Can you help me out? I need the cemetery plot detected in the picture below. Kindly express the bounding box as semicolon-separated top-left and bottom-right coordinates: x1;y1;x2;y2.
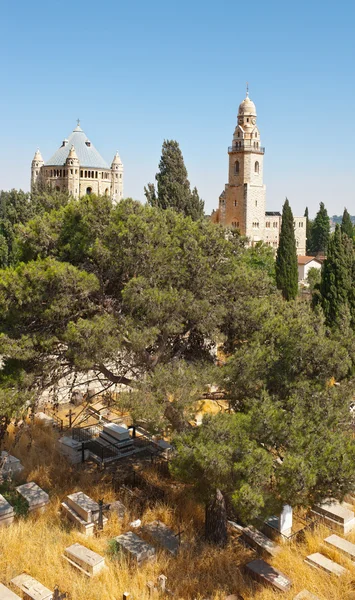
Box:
57;437;88;465
311;499;355;534
111;531;156;566
142;520;180;555
265;505;293;537
0;452;24;477
61;491;107;536
0;494;15;527
245;559;292;592
324;533;355;560
0;583;21;600
293;591;320;600
11;574;52;600
241;525;281;558
304;552;348;576
63;543;105;576
16;483;49;513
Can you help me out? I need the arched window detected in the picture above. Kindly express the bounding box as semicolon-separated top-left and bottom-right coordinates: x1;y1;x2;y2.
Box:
255;132;258;138
235;160;239;174
86;187;92;195
237;131;240;138
105;188;109;196
255;161;259;173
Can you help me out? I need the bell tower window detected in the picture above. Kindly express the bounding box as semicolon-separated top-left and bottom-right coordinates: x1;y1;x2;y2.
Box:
255;161;259;173
235;160;239;174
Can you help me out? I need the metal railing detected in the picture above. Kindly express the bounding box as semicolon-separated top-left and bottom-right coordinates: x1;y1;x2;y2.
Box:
228;145;265;154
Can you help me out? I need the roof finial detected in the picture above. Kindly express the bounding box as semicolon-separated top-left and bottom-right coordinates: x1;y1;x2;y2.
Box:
246;82;249;98
77;118;80;126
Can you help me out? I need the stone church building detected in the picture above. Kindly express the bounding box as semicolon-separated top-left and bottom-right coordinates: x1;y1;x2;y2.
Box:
31;122;123;202
212;91;306;254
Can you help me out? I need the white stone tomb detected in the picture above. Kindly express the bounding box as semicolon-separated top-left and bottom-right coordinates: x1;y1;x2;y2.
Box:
16;483;49;513
63;543;105;576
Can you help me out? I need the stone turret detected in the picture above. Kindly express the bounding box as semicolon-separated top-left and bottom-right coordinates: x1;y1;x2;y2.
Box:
111;151;123;203
66;145;80;198
31;149;44;189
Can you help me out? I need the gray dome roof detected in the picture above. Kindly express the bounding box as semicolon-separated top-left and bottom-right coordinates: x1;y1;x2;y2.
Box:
45;124;110;169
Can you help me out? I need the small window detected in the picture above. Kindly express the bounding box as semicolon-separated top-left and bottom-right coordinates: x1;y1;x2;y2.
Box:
247;118;249;122
80;170;83;177
86;187;92;195
55;186;60;192
235;160;239;174
234;200;237;207
255;161;259;173
255;132;258;138
70;169;73;175
92;171;94;178
96;172;98;178
237;131;240;138
50;170;53;177
105;188;109;196
85;170;87;177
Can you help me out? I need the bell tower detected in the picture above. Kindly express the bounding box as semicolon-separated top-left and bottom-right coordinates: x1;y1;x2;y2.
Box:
218;88;266;243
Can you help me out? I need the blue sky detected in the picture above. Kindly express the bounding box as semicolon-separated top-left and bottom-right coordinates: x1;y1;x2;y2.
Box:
0;0;354;217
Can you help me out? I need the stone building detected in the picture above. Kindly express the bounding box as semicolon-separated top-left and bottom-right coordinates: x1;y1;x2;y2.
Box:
212;91;306;255
31;122;123;202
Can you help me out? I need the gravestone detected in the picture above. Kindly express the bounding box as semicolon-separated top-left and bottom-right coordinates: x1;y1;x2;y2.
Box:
0;452;24;477
11;574;52;600
109;500;126;520
112;531;156;565
16;483;49;513
245;559;292;592
311;499;355;534
63;543;105;576
57;437;88;465
34;413;55;427
142;520;179;555
241;525;281;557
304;552;348;576
0;583;21;600
266;504;292;537
293;591;320;600
324;533;355;560
0;494;15;527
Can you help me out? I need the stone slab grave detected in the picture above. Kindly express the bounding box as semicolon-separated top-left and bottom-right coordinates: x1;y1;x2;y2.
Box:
241;525;281;558
0;583;21;600
34;412;55;427
99;423;133;448
142;520;180;555
311;498;355;534
112;531;156;566
11;574;52;600
324;533;355;560
0;494;15;527
63;543;105;576
293;591;320;600
0;452;24;477
16;483;49;513
61;491;107;535
304;552;348;576
265;504;293;537
57;436;89;465
245;559;292;592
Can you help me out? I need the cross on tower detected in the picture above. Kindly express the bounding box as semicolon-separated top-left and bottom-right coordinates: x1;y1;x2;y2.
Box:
246;81;249;97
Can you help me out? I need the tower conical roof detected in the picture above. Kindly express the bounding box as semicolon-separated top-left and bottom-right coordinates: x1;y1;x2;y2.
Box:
238;96;257;117
33;149;44;162
111;151;122;165
46;123;109;169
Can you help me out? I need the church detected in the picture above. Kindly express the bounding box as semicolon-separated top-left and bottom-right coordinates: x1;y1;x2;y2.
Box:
212;91;306;254
31;122;123;203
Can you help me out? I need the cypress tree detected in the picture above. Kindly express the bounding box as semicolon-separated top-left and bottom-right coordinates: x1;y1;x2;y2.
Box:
311;202;330;255
304;206;313;255
144;140;204;220
276;198;298;300
341;207;354;239
319;225;353;326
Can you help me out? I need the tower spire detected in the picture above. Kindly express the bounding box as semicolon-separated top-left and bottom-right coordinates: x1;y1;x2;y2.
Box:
246;82;249;98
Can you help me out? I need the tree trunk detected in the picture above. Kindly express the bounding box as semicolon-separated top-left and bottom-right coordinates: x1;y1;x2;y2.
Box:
205;488;227;547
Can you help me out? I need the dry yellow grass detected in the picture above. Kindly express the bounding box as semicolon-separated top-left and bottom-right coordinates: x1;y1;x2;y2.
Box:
1;424;355;599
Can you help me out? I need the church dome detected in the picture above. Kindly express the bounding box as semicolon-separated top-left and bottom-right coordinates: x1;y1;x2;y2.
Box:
238;96;257;117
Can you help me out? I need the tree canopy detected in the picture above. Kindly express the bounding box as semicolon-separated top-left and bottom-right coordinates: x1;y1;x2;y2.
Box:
144;140;204;220
275;198;298;300
310;202;330;255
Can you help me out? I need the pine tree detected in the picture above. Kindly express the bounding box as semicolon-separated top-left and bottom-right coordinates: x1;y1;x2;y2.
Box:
144;140;204;220
311;202;330;255
304;206;313;255
319;225;353;326
341;207;354;239
275;198;298;300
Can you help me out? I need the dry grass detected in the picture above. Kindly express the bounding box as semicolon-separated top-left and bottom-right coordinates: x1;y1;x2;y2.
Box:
1;425;355;599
